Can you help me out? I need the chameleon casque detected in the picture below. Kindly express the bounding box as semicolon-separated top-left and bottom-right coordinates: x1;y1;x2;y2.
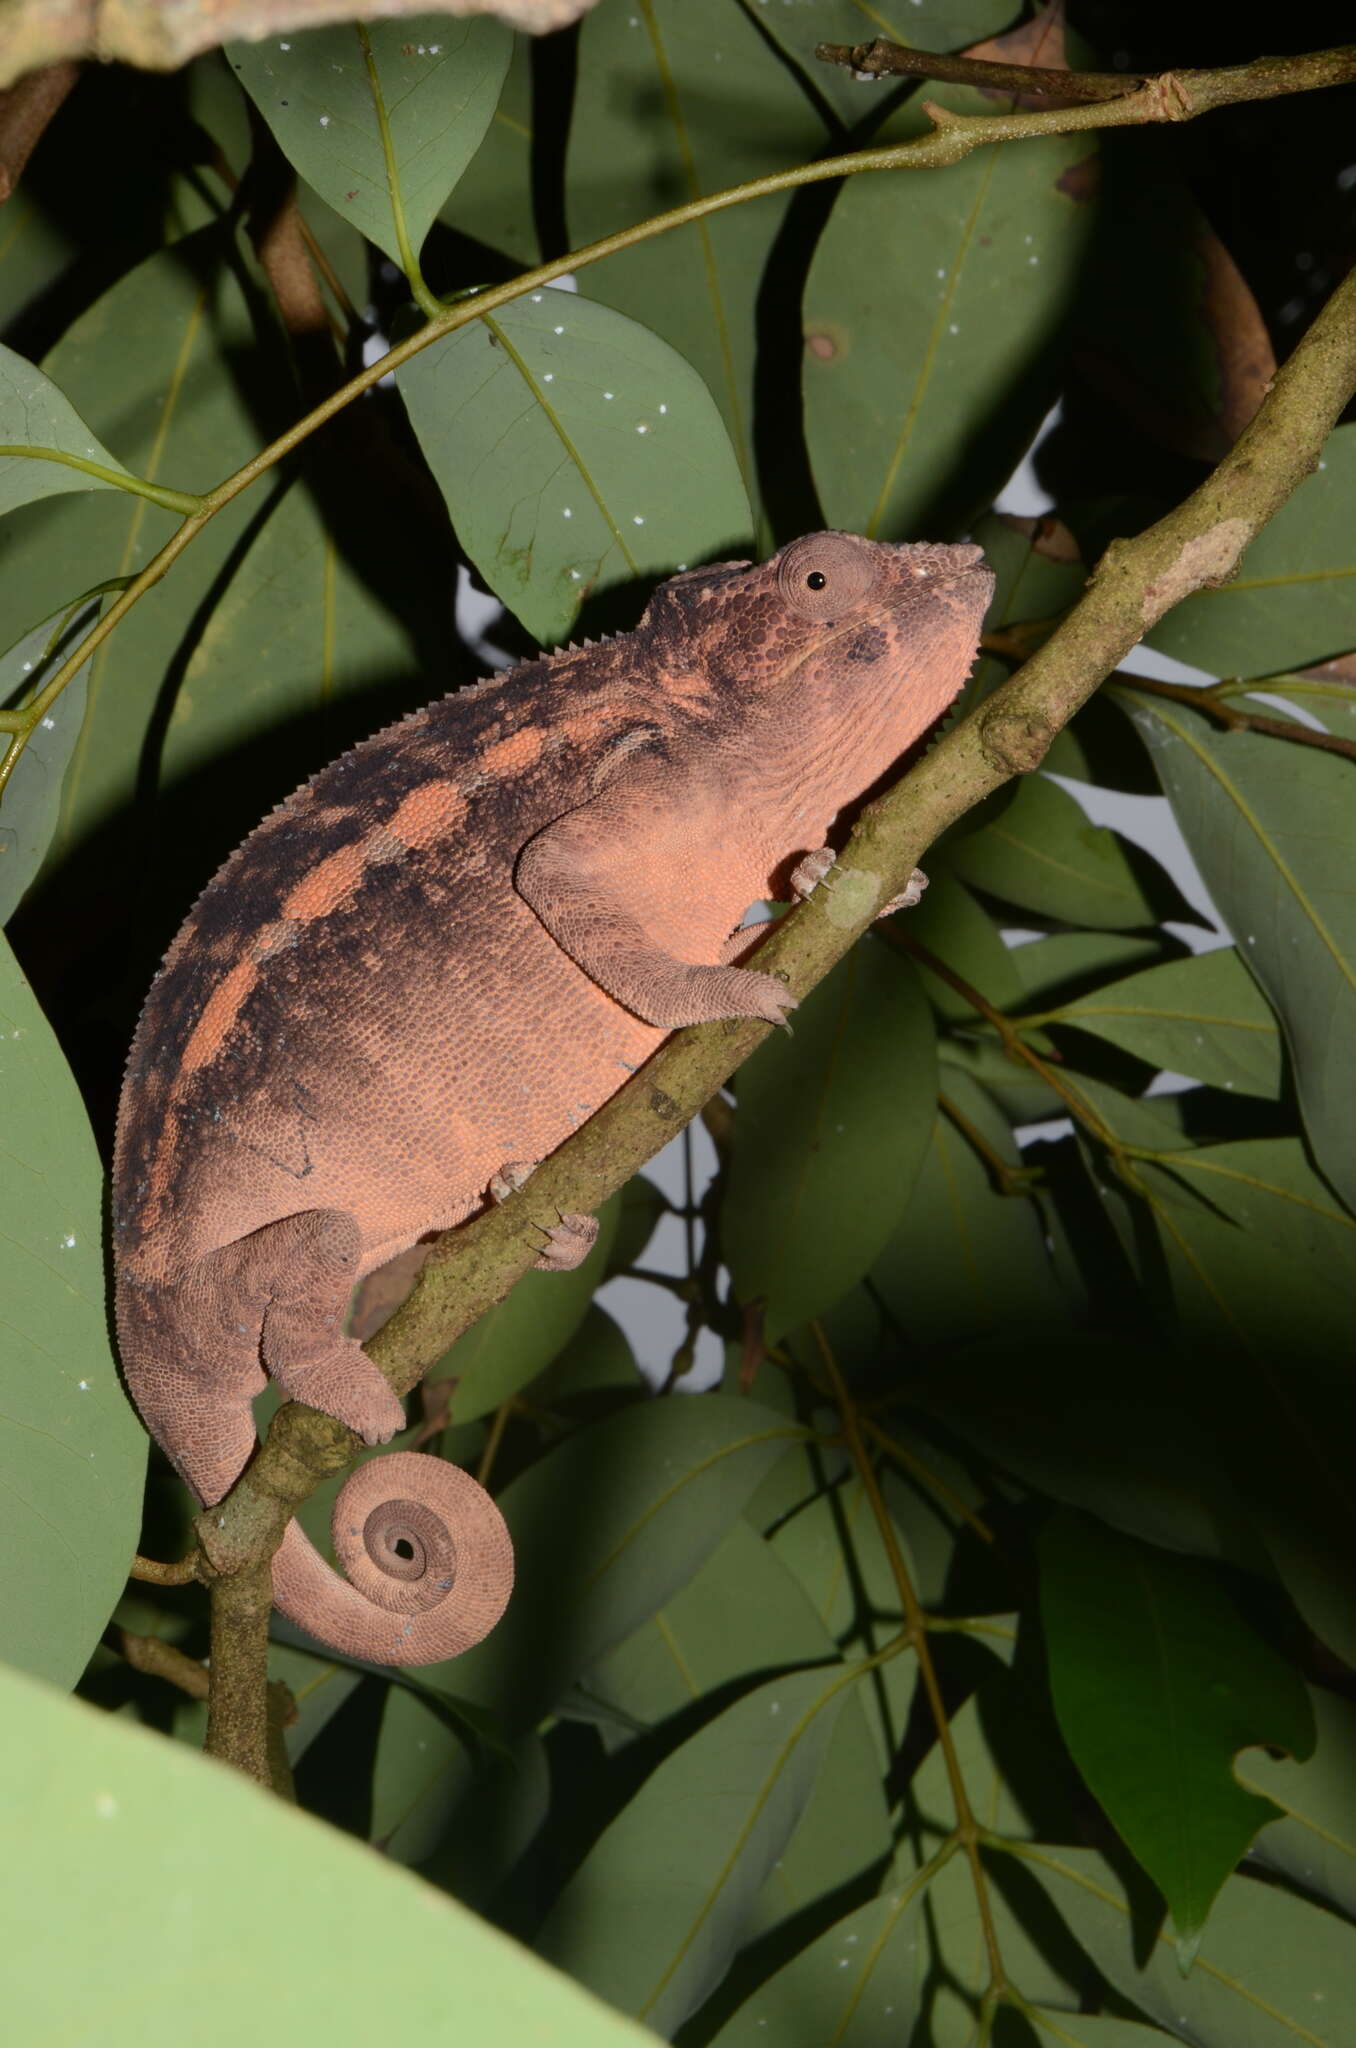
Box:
113;530;993;1667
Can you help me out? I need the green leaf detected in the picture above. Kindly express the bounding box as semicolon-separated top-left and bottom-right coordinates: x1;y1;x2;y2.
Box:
439;1193;619;1424
1021;1841;1356;2047
949;772;1174;930
1129;1144;1356;1667
938;1034;1066;1128
1007;2015;1179;2048
438;30;539;268
1146;425;1356;675
1046;948;1283;1097
582;1517;891;1942
0;598;100;923
1239;1685;1356;1921
230;15;512;273
567;0;829;507
442;1393;805;1721
1009;932;1164;1007
710;1883;928;2045
537;1666;849;2036
0;232;269;870
0;340;131;516
1039;1509;1315;1955
398;290;752;646
725;941;937;1347
0;936;146;1685
870;1070;1072;1351
804;90;1095;540
0;1658;660;2046
1126;688;1356;1211
161;472;425;788
908;870;1027;1021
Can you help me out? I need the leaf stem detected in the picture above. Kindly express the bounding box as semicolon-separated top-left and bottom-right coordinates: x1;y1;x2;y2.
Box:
813;1322;1010;1997
0;443;204;515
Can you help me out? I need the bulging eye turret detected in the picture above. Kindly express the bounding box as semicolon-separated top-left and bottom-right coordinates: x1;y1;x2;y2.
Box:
776;533;879;620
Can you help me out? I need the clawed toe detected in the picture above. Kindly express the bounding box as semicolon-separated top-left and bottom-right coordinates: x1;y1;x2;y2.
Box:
533;1212;599;1273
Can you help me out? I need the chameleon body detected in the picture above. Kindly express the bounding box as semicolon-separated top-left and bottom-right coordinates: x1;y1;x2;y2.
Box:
113;531;992;1665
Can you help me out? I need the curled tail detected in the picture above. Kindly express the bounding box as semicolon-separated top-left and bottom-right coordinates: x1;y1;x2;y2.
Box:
117;1272;512;1667
272;1452;514;1665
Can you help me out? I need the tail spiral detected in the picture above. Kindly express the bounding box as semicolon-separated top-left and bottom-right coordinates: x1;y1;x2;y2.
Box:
271;1451;513;1665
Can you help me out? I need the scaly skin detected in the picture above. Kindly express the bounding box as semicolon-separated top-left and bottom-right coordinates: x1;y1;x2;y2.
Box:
113;531;993;1664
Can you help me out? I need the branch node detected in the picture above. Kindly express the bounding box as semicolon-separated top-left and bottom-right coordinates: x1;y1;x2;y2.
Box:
978;706;1057;776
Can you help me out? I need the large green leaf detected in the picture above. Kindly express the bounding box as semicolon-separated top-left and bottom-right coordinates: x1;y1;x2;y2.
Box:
1009;931;1164;1007
437;1393;806;1721
438;30;538;268
724;941;937;1347
907;870;1027;1022
710;1884;928;2045
949;772;1178;931
0;232;267;872
1021;1841;1356;2047
870;1069;1072;1351
1240;1685;1356;1922
1125;688;1356;1212
581;1518;891;1945
161;472;424;788
0;598;99;923
1038;947;1282;1097
804;88;1095;540
566;0;829;506
438;1193;619;1424
398;290;752;646
230;14;512;272
1039;1510;1314;1957
0;340;131;516
1146;425;1356;676
537;1666;849;2036
0;936;146;1685
0;1658;660;2046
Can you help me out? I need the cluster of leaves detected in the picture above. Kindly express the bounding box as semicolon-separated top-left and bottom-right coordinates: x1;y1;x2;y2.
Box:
1;3;1354;2043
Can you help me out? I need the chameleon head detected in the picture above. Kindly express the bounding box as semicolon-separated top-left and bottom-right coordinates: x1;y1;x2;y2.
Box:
643;530;994;768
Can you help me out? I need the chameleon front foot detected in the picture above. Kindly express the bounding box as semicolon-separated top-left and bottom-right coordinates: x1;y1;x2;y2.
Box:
791;845;929;916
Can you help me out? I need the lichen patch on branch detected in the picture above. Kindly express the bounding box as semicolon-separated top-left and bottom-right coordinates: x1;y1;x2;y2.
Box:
1140;518;1252;628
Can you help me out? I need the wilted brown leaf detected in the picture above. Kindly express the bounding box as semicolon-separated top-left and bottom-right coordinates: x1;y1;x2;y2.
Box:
1299;650;1356;682
1199;228;1277;445
0;0;598;90
1000;512;1083;564
0;59;76;196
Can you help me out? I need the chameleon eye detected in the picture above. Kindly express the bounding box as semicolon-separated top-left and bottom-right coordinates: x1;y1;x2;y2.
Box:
777;533;878;619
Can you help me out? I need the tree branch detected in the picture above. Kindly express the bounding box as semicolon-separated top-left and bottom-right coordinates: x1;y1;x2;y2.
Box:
196;254;1356;1780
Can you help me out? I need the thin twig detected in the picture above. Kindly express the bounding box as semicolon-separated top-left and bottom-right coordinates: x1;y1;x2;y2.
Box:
816;39;1140;101
130;1550;204;1587
1110;674;1356;761
117;1629;210;1701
